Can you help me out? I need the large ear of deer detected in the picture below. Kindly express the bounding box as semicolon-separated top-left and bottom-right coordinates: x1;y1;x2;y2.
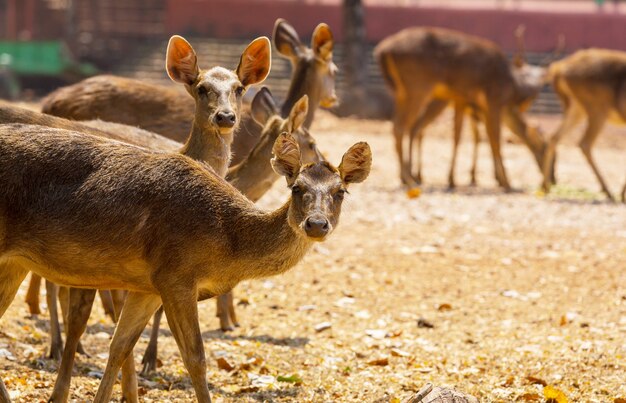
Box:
251;87;278;126
338;142;372;184
273;18;303;59
271;132;301;185
237;37;272;87
166;35;199;86
287;95;308;133
312;23;334;61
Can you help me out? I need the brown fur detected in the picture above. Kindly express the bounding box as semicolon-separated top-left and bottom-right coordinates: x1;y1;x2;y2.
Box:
544;48;626;201
375;27;548;189
40;19;337;167
0;124;371;402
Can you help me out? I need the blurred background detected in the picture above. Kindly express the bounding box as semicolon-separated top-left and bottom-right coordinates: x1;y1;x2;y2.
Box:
1;0;625;117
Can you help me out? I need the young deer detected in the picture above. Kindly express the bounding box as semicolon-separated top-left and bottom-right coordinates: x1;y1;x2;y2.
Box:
543;48;626;201
139;88;325;376
0;124;371;403
7;33;271;401
38;18;337;331
375;27;549;189
40;18;336;167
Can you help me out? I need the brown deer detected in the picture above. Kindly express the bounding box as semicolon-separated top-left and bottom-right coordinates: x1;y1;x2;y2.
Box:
2;32;271;401
38;18;337;332
139;88;325;377
2;88;326;400
375;27;549;189
0;123;371;403
542;48;626;201
40;18;336;167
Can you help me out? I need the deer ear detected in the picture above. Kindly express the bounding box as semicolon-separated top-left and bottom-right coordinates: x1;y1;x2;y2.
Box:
287;95;308;133
166;35;199;86
312;23;333;61
338;142;372;184
273;18;303;60
271;132;301;185
237;37;272;87
251;87;278;126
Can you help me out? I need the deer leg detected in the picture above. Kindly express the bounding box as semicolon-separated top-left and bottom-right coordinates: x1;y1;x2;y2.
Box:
449;103;465;189
542;105;583;192
25;273;42;316
160;287;211;403
484;107;510;190
94;292;161;403
469;113;481;186
99;290;116;321
408;99;448;185
58;286;88;357
48;288;97;403
216;292;236;331
227;291;239;328
392;103;412;186
0;264;29;403
578;114;613;200
141;306;163;376
46;280;63;361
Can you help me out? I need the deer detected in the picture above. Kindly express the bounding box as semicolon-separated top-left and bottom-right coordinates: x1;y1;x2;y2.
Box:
0;121;371;403
1;88;324;401
1;32;271;401
137;88;325;378
375;26;550;190
37;18;337;332
542;48;626;202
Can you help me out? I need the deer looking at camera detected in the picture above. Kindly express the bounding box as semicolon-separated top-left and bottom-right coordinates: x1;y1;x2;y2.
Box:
139;87;325;377
38;18;337;332
0;123;371;403
542;48;626;201
375;26;550;189
5;33;271;402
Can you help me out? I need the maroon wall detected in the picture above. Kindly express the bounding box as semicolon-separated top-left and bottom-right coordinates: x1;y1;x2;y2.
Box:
165;0;626;52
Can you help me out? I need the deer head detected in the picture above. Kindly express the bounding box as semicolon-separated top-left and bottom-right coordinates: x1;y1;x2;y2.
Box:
273;19;338;116
251;87;325;163
166;35;271;135
271;133;371;241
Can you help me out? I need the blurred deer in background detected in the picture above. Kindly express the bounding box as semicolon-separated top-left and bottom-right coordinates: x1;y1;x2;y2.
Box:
543;48;626;201
375;26;550;189
0;123;371;403
39;18;337;332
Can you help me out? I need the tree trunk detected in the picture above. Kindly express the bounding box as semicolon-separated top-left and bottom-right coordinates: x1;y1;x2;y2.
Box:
342;0;368;115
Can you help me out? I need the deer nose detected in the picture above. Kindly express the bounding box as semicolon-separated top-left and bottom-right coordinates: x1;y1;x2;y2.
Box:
304;216;329;238
214;111;236;128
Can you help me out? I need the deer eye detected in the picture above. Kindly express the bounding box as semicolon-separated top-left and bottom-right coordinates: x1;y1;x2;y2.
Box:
291;185;302;195
235;86;245;96
198;86;208;97
335;189;346;199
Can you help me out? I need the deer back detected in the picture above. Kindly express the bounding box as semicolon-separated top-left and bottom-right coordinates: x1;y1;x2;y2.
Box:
42;75;194;143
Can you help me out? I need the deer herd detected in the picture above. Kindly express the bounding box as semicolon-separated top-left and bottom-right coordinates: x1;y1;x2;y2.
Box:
0;16;624;403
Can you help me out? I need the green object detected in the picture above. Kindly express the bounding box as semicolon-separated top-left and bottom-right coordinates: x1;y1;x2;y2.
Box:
0;41;97;77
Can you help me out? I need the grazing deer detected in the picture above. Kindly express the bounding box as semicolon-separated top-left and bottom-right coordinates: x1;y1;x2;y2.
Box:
375;27;549;189
542;48;626;201
0;123;371;403
38;18;337;331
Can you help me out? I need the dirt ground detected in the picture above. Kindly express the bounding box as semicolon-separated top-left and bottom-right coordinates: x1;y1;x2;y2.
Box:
0;110;625;402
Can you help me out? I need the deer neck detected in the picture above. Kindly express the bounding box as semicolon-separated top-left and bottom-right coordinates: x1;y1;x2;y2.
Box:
226;118;283;202
231;201;313;281
180;119;233;177
281;64;319;129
